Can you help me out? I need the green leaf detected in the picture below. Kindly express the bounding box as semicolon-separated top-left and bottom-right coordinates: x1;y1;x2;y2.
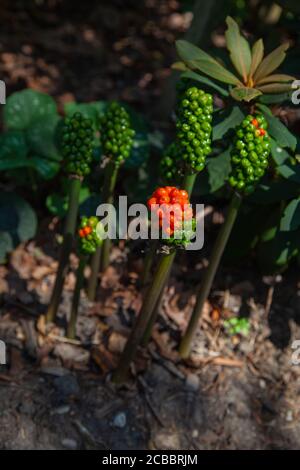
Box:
230;86;262;102
258;226;299;272
253;43;290;82
171;61;189;71
181;70;229;96
26;114;61;161
197;148;231;195
249;178;300;204
277;161;300;184
47;185;91;217
256;83;293;94
280;198;300;231
3;89;57;131
258;104;297;150
256;73;295;85
0;191;37;262
225;16;252;82
64;101;107;129
176;40;241;86
213;106;245;140
30;156;60;180
270;139;290;165
259;92;292;104
249;39;264;78
0;131;29;170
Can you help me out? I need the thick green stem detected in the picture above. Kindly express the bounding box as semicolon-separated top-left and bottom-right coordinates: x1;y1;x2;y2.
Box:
179;192;242;358
46;177;82;323
100;161;119;272
87;161;119;300
182;173;197;197
141;269;171;347
112;250;176;383
140;242;157;288
67;256;86;339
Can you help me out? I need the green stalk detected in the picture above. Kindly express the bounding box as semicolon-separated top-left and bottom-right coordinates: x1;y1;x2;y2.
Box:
140;242;157;288
67;255;86;339
179;191;242;358
182;172;197;197
87;161;119;300
46;177;82;323
112;250;176;384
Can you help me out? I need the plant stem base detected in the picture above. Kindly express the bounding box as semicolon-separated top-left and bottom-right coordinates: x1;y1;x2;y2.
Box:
179;192;242;358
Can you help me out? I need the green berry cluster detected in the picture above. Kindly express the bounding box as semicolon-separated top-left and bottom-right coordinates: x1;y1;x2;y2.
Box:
78;216;103;255
166;217;196;249
100;102;135;166
61;112;94;177
160;142;182;182
176;87;213;173
229;114;271;193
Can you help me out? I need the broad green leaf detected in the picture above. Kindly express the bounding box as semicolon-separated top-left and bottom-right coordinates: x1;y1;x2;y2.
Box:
181;71;229;96
253;43;289;82
249;39;264;78
277;161;300;183
280;198;300;231
196;149;232;196
213;106;245;140
230;86;262;102
47;186;91;217
259;92;292;104
258;106;297;150
256;83;293;94
30;156;60;180
0;191;37;262
225;16;251;82
176;40;242;86
64;101;107;129
26;115;61;161
270;139;290;165
258;226;299;272
3;89;57;131
256;73;295;85
0;131;29;170
249;179;300;204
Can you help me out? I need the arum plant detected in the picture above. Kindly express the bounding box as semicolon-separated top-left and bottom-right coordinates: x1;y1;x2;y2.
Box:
46;112;94;323
113;186;196;383
67;217;103;339
141;86;213;289
87;102;135;301
175;16;295;103
179;113;271;358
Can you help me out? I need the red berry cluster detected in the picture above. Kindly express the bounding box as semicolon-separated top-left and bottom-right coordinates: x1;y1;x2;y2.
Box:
251;118;266;136
78;225;92;238
147;186;193;236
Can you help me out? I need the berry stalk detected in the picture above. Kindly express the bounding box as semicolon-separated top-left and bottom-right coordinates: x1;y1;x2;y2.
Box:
46;112;94;323
112;249;176;384
67;255;86;339
179;191;242;358
87;160;119;300
46;176;82;323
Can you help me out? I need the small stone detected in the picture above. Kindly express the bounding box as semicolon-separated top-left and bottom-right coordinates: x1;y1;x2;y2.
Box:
185;373;200;392
113;412;126;428
259;379;266;389
51;405;71;415
286;410;293;422
61;438;78;450
192;429;199;438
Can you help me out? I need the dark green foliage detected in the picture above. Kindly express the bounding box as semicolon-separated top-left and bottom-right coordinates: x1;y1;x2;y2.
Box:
0;191;37;262
100;102;135;167
61;112;95;177
176;87;213;173
228;114;271;193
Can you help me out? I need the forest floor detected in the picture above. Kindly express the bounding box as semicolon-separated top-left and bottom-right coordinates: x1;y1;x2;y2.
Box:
0;229;300;450
1;0;300;451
